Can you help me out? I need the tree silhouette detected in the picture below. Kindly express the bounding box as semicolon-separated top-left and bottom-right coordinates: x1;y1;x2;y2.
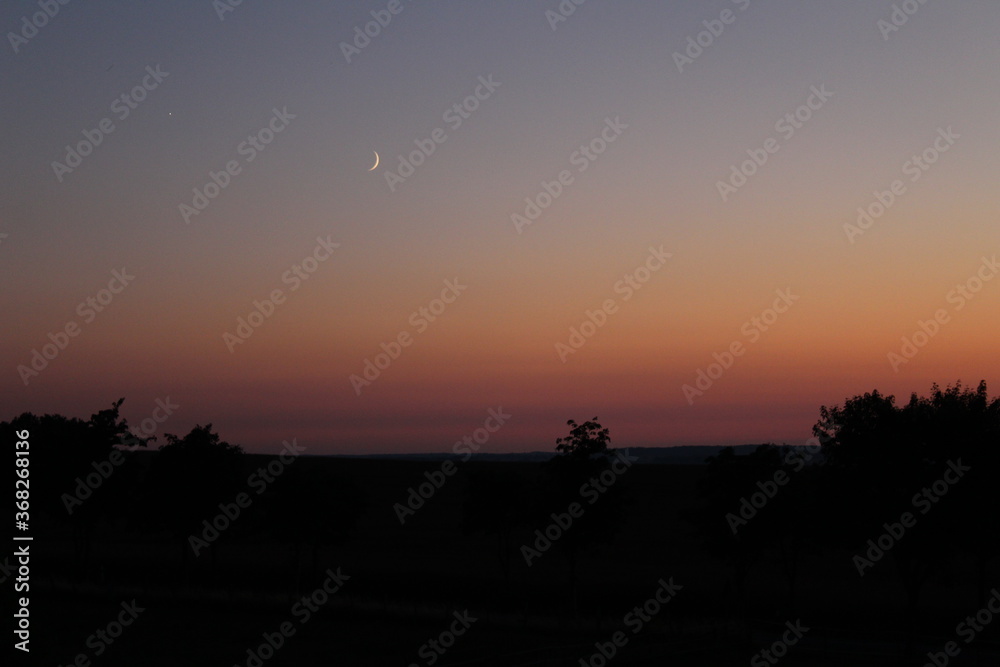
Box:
554;417;612;459
3;398;150;579
144;424;244;578
540;417;627;619
812;381;1000;657
906;382;1000;609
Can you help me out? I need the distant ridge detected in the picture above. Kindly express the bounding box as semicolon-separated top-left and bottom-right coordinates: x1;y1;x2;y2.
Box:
333;444;767;465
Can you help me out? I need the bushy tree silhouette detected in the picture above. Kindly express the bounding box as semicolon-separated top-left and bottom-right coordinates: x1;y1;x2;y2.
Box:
906;382;1000;608
813;381;1000;657
3;398;150;579
144;424;244;577
554;417;612;459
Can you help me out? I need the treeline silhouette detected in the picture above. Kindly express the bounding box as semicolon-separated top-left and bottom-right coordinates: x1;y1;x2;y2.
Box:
6;400;364;589
5;381;1000;659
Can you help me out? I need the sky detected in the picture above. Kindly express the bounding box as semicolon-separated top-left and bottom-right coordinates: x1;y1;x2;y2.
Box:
2;1;998;455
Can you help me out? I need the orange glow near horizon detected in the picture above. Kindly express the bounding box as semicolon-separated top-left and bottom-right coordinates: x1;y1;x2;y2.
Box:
3;3;999;453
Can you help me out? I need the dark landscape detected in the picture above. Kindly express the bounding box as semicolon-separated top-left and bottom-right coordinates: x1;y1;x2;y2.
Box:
4;2;999;665
7;382;1000;665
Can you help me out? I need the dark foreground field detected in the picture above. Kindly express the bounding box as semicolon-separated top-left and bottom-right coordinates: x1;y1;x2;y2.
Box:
16;453;1000;666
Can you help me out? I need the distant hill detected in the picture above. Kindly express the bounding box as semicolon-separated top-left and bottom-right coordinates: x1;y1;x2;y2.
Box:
333;444;768;465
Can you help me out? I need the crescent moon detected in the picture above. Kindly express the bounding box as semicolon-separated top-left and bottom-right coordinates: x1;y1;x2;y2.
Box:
368;151;379;171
